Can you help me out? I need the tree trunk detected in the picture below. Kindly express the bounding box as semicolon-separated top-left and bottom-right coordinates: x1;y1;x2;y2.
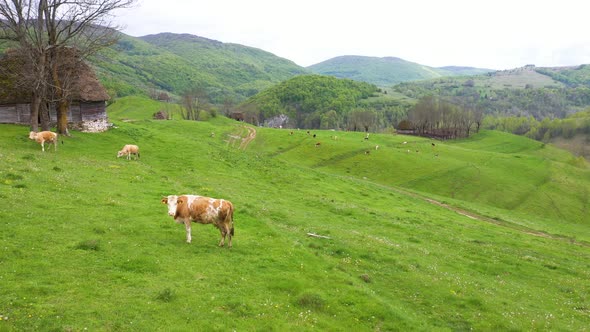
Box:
50;52;69;136
40;102;50;130
30;92;41;132
57;99;69;135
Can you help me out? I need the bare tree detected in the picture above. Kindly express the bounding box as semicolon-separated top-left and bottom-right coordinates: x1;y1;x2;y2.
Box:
0;0;50;130
348;109;377;132
0;0;136;135
181;87;210;121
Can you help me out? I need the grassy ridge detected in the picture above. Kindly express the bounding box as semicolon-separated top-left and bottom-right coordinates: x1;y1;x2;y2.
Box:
1;97;589;330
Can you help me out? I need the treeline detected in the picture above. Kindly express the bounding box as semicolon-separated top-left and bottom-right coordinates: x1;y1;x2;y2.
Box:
393;79;590;120
403;96;483;139
234;75;412;130
535;65;590;87
483;110;590;141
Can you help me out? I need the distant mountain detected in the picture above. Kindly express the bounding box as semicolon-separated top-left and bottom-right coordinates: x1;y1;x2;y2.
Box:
436;66;495;76
307;55;493;86
91;32;308;103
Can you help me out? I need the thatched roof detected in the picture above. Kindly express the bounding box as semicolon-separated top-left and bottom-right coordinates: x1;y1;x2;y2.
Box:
0;48;109;104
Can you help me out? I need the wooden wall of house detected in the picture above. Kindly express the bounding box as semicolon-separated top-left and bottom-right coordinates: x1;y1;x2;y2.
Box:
0;104;31;124
1;101;106;125
80;101;107;121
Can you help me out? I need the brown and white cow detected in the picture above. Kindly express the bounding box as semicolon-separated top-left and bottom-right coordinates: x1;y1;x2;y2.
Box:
29;131;58;152
162;194;234;247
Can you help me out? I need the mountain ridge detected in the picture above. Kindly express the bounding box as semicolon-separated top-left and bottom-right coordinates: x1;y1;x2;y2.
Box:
307;55;494;86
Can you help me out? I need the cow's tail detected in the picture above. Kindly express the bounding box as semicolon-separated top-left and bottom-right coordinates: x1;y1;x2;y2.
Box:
228;203;235;236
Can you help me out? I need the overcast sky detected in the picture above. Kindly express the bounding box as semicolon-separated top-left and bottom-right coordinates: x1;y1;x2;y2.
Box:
113;0;590;70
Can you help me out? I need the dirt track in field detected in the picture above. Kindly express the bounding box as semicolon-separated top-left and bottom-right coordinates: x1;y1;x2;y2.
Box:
386;185;588;247
239;126;256;150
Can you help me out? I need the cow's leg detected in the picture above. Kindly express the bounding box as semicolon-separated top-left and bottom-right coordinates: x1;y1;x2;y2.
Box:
227;226;233;248
41;141;45;152
218;228;226;247
185;221;192;243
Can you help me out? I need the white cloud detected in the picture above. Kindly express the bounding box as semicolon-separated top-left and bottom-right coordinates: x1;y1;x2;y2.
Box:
114;0;590;69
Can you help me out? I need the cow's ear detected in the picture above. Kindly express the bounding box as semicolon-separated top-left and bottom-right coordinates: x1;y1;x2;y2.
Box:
161;198;168;204
177;199;184;205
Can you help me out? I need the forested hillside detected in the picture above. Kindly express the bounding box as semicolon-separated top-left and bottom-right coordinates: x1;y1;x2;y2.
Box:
536;64;590;87
392;66;590;119
140;33;308;96
233;74;411;129
392;65;590;157
308;55;492;86
91;32;308;103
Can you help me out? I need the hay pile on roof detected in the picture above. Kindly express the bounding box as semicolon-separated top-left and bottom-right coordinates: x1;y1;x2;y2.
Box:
0;48;109;104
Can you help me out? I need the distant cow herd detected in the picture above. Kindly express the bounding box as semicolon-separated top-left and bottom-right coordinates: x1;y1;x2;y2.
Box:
27;130;236;249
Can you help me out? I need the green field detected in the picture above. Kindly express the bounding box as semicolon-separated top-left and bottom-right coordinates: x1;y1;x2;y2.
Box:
1;97;589;331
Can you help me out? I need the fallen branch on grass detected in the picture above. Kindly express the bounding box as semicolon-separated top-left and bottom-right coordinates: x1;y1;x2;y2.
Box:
307;232;330;239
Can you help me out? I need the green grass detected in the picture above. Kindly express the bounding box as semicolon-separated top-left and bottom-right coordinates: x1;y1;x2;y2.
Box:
1;96;589;330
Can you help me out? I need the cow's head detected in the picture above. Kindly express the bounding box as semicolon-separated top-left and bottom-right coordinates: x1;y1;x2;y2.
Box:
116;150;125;158
28;131;37;140
162;195;178;216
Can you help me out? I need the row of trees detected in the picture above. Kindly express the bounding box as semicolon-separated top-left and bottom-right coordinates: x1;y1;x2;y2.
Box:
0;0;136;135
405;95;483;139
393;78;590;120
483;110;590;141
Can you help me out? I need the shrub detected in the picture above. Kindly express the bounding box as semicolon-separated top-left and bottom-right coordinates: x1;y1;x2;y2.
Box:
297;292;325;310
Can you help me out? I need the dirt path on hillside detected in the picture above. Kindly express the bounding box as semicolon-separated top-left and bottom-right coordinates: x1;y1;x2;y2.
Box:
239;126;256;150
382;184;589;247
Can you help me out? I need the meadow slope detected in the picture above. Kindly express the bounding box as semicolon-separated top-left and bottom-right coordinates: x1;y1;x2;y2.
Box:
0;97;589;331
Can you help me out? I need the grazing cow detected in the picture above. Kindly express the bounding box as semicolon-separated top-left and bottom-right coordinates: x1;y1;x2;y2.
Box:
375;145;379;150
365;150;370;155
315;142;321;147
29;131;58;152
117;144;140;160
162;194;235;247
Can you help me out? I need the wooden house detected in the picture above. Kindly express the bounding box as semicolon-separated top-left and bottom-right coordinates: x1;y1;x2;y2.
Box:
0;49;110;132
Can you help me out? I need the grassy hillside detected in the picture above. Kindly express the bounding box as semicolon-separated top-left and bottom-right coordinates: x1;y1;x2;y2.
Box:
92;32;308;102
254;128;590;238
307;56;493;86
1;96;589;330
